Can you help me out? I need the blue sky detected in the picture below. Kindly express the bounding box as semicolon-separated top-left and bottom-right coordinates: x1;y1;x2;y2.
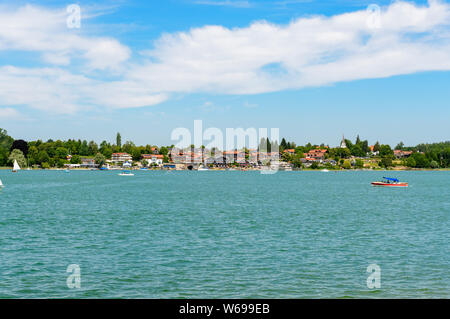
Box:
1;0;449;148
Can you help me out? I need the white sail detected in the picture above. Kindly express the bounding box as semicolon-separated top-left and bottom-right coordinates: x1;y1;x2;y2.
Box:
13;159;21;171
0;179;3;187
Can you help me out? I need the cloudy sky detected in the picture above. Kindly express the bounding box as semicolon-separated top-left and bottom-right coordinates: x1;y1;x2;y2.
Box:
1;0;449;147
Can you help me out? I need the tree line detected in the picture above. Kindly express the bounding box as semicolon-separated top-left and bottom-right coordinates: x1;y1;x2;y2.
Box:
1;128;449;169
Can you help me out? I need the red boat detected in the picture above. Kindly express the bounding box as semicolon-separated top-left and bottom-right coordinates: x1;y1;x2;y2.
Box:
371;177;408;187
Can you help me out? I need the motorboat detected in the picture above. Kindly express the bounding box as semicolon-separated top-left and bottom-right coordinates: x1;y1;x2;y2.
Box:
118;170;134;176
371;177;408;187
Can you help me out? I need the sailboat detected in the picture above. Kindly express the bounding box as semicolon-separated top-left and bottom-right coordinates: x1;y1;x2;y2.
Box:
12;159;21;173
0;178;4;188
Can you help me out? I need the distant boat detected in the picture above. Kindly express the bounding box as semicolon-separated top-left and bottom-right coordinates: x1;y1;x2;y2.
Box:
12;160;20;172
118;170;134;176
0;179;4;188
321;169;329;172
372;177;408;187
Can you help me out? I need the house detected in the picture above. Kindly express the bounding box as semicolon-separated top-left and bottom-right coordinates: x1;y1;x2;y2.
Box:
368;145;379;156
81;158;97;168
111;153;132;163
283;149;295;154
306;148;327;161
141;154;164;166
394;150;413;158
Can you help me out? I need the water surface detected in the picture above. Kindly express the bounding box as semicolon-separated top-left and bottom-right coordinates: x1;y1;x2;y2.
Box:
0;170;448;298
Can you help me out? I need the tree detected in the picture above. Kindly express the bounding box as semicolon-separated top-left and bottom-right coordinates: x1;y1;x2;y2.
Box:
379;144;394;157
55;147;68;160
94;153;106;168
373;142;380;153
280;138;287;151
37;150;50;165
116;133;122;149
310;162;319;169
379;157;393;168
70;155;81;164
132;148;141;161
355;159;364;168
0;128;14;150
291;156;303;168
342;160;352;169
411;153;430;168
8;149;27;167
395;142;404;150
406;157;416;168
27;145;39;166
141;159;148;167
430;160;439;169
11;139;29;156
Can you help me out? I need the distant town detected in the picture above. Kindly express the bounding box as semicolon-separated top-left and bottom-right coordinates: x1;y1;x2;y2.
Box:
1;129;449;170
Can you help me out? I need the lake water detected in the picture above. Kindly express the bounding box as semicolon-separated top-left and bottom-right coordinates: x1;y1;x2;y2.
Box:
0;170;449;298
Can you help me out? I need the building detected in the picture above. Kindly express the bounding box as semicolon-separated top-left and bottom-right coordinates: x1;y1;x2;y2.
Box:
368;145;379;156
306;148;327;161
81;158;97;168
340;135;347;148
394;150;413;158
111;153;132;163
141;154;164;166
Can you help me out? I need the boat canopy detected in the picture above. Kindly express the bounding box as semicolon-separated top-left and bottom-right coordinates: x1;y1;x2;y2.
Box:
383;177;399;182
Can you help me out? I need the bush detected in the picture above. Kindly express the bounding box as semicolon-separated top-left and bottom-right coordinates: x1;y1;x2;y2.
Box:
430;160;439;169
41;162;50;169
342;160;352;169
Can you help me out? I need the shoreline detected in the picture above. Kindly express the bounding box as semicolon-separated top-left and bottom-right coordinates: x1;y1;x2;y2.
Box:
1;167;449;171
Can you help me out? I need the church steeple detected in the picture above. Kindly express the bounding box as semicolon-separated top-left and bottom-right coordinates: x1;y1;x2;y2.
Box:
340;135;347;148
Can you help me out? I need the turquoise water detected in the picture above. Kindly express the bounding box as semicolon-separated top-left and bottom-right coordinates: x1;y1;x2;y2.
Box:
0;170;449;298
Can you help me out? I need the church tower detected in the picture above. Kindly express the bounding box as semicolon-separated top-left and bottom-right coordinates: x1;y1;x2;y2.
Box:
340;135;347;148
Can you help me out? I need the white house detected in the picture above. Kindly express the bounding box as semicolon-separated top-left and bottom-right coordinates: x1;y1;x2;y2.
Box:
141;154;164;166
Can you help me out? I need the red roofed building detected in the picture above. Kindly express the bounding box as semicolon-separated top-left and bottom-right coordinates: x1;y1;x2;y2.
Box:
394;150;413;158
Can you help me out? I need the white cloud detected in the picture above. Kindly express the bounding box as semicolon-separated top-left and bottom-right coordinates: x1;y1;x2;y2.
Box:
194;1;252;8
0;4;130;69
133;0;450;94
0;66;167;114
1;1;450;115
0;107;20;118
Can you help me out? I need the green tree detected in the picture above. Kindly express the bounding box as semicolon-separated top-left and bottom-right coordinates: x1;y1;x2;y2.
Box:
430;160;439;169
41;162;50;169
70;155;81;164
291;156;303;168
8;149;27;167
379;144;394;157
38;150;50;165
0;128;14;150
406;157;416;168
55;147;68;160
379;157;393;168
355;159;364;168
342;160;352;169
94;153;106;168
373;141;380;153
310;162;319;169
395;142;404;150
116;133;122;149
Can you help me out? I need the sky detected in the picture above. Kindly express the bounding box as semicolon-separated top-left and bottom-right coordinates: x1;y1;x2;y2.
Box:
0;0;449;148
